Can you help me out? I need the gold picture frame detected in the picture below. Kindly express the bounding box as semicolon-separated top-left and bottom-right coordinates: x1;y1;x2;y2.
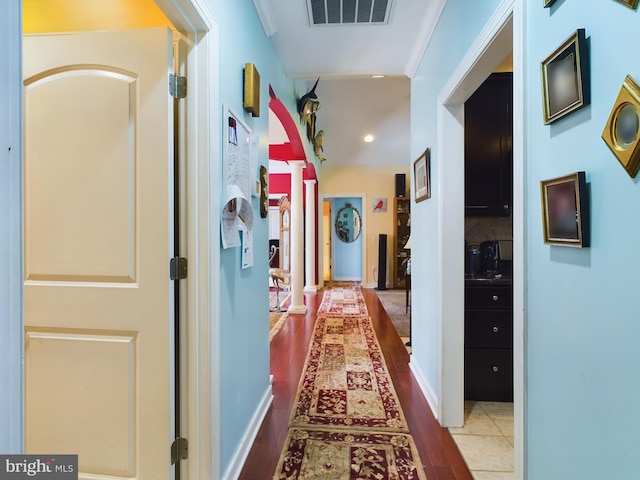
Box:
540;29;590;124
540;172;590;248
602;75;640;178
413;148;431;203
543;0;556;7
615;0;639;9
243;63;260;117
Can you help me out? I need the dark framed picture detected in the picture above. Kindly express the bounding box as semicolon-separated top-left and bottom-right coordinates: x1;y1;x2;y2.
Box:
541;29;590;124
615;0;639;9
413;148;431;203
540;172;590;248
602;75;640;178
543;0;557;7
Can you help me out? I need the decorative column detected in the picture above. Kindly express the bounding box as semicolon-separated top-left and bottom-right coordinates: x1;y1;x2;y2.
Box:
304;179;317;292
288;161;306;314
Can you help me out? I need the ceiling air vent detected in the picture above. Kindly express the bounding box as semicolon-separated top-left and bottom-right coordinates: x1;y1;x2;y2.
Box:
307;0;393;26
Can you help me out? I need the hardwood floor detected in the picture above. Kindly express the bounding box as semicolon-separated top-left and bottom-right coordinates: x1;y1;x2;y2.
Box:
239;288;472;480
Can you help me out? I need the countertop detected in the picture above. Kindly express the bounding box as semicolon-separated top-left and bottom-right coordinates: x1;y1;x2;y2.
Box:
465;274;513;285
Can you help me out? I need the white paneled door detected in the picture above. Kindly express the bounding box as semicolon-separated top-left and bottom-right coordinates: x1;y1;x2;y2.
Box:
23;28;175;480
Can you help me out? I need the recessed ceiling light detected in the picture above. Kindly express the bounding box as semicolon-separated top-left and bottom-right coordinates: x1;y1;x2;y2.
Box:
364;134;375;143
371;75;385;79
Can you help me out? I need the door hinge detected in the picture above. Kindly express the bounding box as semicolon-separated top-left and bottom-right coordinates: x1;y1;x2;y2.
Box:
171;437;188;464
170;74;187;99
170;257;188;280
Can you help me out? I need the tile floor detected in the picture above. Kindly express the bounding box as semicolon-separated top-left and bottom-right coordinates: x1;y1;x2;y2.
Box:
449;401;514;480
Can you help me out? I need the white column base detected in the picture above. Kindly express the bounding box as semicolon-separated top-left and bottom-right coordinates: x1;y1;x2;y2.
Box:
303;285;318;293
287;304;307;314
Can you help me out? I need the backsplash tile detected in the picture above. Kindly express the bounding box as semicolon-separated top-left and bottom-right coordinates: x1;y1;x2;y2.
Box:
465;216;513;245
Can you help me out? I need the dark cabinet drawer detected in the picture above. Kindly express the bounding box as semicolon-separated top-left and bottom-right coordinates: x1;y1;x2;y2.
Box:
465;285;512;309
465;310;513;349
465;349;513;401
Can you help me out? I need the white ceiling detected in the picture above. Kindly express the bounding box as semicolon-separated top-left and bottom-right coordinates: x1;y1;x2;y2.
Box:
313;76;411;167
256;0;446;168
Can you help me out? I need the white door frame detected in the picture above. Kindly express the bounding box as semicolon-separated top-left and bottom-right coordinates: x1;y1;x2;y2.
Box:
154;1;220;478
436;0;524;478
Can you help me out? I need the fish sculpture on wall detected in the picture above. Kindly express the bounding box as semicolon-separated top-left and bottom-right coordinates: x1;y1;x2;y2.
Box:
297;78;320;142
313;130;326;163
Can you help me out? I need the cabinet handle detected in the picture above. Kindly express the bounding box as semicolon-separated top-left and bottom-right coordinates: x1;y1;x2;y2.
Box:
492;326;499;333
492;295;499;301
492;366;499;373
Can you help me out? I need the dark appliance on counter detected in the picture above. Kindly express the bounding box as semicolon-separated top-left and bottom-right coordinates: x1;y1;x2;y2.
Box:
479;240;500;275
465;244;480;278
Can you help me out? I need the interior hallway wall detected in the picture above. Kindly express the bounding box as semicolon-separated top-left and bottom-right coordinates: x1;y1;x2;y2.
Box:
525;2;640;478
208;0;306;476
409;0;504;411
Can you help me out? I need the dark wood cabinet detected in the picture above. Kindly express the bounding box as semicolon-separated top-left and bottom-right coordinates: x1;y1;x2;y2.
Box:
464;282;513;401
465;72;513;217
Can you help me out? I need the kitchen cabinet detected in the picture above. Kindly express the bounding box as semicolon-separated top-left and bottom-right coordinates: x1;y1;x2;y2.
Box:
464;281;513;401
393;197;410;289
465;72;513;217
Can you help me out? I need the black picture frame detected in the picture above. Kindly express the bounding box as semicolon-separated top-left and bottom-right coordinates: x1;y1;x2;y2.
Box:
413;148;431;203
540;172;590;248
543;0;557;7
540;29;590;124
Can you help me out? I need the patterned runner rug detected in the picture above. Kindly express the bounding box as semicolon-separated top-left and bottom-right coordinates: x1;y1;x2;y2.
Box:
273;429;427;480
317;287;368;316
289;314;408;433
273;287;428;479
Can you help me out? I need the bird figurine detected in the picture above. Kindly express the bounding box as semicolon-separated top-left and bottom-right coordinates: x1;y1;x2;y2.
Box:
313;130;327;163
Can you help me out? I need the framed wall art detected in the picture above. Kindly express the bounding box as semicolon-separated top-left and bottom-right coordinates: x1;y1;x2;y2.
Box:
413;148;431;203
614;0;639;9
541;29;590;124
540;172;590;248
372;197;387;212
543;0;557;7
602;75;640;178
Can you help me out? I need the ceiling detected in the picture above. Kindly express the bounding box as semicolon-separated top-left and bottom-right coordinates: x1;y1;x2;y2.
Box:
256;0;446;168
253;0;444;78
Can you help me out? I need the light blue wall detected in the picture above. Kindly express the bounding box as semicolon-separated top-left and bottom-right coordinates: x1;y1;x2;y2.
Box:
525;1;640;478
0;0;23;454
409;0;503;406
331;197;363;280
207;0;297;476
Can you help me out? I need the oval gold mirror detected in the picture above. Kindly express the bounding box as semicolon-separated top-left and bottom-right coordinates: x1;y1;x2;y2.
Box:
335;203;362;243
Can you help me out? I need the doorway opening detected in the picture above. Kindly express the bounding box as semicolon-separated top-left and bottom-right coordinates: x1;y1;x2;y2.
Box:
435;1;524;478
320;196;365;285
322;201;332;282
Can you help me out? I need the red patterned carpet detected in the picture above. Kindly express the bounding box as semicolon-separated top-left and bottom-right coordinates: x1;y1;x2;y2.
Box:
317;286;369;316
273;287;428;480
274;429;427;480
289;314;408;432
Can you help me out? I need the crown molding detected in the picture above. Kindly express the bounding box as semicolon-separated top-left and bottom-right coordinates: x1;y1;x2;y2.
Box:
252;0;277;36
404;0;447;78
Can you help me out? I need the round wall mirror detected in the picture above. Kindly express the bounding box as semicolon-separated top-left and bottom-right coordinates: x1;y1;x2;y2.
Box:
335;203;362;243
